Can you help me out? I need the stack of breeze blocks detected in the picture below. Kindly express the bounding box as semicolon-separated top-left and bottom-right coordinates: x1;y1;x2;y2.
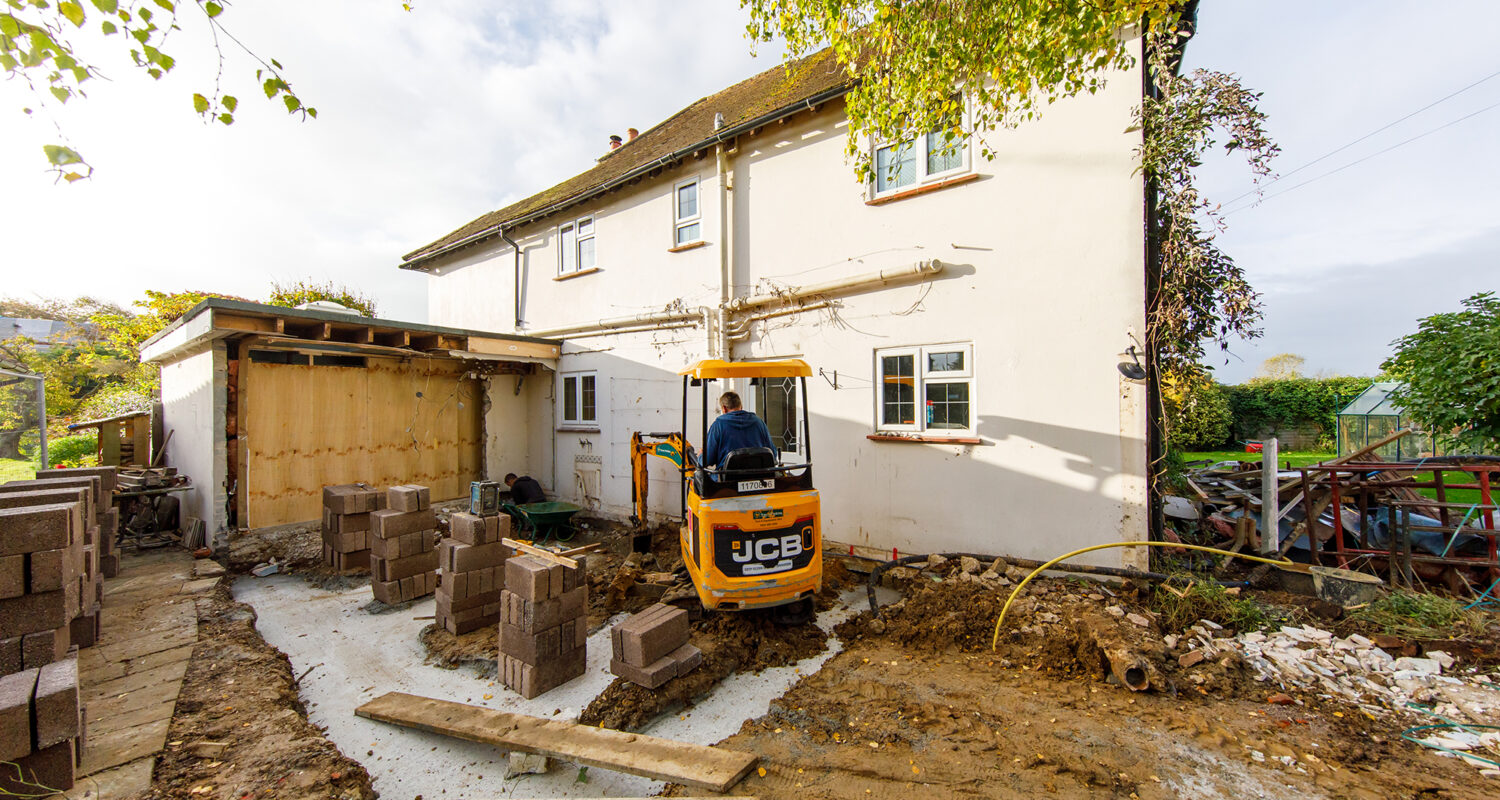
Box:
436;512;511;634
610;603;702;689
321;483;386;572
499;555;587;699
0;468;112;794
369;485;438;604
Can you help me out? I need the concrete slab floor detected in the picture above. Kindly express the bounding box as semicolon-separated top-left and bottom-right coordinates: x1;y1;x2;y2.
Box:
234;575;877;798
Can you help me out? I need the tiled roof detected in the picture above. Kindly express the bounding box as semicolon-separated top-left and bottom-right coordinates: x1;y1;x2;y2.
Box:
403;48;847;265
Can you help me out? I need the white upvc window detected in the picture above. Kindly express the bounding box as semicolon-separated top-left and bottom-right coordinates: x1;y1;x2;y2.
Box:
558;215;596;275
875;343;974;434
870;100;970;197
560;371;597;427
673;178;702;246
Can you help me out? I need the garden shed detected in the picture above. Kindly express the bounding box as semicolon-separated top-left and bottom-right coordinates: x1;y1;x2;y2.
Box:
1337;381;1438;460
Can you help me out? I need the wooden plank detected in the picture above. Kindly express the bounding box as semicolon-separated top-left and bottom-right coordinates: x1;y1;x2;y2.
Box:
503;538;579;568
213;312;282;333
354;692;758;792
466;336;561;360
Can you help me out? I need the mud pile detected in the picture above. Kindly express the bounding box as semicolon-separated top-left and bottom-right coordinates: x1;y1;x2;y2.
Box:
146;583;375;800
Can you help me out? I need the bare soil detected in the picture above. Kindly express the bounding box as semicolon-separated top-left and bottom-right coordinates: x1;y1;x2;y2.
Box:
674;571;1497;800
143;582;375;800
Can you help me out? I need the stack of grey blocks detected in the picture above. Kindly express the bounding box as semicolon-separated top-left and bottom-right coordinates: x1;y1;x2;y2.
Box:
498;554;587;699
610;602;702;689
369;485;438;604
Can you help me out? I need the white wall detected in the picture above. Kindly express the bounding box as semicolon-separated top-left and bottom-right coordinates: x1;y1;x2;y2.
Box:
424;57;1148;567
158;341;227;536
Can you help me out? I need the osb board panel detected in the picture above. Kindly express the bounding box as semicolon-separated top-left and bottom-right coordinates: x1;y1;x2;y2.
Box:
243;356;483;528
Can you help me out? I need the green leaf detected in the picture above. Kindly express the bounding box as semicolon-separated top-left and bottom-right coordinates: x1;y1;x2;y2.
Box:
43;144;84;165
91;0;118;13
0;55;17;71
220;94;236;111
59;2;85;26
98;18;114;33
262;77;279;98
271;58;282;70
62;171;85;182
282;94;300;113
217;112;232;125
191;92;208;113
155;0;174;10
305;106;316;119
203;1;221;17
50;86;69;103
0;16;20;38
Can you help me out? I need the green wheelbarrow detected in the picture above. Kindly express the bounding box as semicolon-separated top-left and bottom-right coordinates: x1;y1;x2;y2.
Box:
502;501;583;543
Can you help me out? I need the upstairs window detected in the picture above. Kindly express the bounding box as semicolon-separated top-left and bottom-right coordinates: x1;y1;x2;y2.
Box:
875;343;974;434
871;100;969;197
560;371;597;427
559;216;596;275
674;178;702;246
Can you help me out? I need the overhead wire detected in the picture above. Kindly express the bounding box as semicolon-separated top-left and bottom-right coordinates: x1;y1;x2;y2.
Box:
1222;97;1500;218
1221;65;1500;209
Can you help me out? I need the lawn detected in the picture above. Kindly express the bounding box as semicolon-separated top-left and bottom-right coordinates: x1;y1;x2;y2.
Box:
1184;452;1490;506
0;459;36;482
1184;450;1334;468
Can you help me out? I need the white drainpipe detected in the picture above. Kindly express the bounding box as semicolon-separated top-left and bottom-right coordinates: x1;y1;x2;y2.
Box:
729;259;945;313
526;307;708;340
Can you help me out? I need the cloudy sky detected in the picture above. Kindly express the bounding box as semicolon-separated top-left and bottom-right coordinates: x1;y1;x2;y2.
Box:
2;1;1496;384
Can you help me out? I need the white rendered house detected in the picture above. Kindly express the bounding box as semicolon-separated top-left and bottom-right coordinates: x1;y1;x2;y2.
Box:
403;47;1151;568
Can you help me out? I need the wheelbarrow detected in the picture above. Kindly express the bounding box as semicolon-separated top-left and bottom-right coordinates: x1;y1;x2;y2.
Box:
502;501;583;543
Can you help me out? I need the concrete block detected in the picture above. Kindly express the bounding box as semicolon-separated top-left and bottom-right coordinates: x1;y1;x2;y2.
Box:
0;636;19;674
67;604;98;649
558;586;586;622
545;561;566;599
668;643;703;675
505;751;549;777
0;504;77;558
0;476;99;519
388;484;430;512
370;508;436;539
617;603;689;667
441;541;508;574
0;738;74;794
322;529;368;554
327;512;372;534
28;548;66;594
610;654;676;689
505;557;550;601
499;622;560;665
561;558;586;592
21;629;67;669
449;512;507;545
560;617;587;650
322;484;383;515
501;648;585;699
371;551;436;583
0;554;22;599
33;656;79;748
0;591;67;640
100;552;120;578
435;587;501;613
0;667;38;761
43;466;117;495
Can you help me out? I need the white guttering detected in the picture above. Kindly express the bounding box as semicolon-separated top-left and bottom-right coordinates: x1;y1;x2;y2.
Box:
729;259;945;313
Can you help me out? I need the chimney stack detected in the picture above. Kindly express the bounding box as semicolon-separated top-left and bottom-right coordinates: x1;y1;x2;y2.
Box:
626;127;639;141
609;134;623;150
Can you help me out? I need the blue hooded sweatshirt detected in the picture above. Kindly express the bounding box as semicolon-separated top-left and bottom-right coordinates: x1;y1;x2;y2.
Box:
702;410;776;469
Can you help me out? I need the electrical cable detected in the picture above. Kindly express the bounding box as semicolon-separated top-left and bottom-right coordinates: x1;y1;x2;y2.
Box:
1222;97;1500;217
990;542;1293;650
1221;66;1500;208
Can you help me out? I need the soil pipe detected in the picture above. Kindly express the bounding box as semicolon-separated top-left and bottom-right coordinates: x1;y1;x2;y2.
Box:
716;134;732;359
728;259;945;314
499;228;523;329
526;306;709;340
553;321;701;341
725;301;833;342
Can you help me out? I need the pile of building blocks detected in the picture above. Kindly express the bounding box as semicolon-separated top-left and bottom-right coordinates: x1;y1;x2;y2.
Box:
499;554;587;698
0;470;107;794
610;603;702;689
321;483;385;572
369;485;438;604
46;467;120;579
436;512;511;634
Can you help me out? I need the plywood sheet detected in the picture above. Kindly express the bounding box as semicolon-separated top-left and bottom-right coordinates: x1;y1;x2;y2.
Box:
243;356;483;527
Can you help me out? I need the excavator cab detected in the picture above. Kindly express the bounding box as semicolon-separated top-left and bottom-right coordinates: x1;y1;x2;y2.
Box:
631;359;821;613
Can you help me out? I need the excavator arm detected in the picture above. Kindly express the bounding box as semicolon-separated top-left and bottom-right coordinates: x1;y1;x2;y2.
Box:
629;431;694;533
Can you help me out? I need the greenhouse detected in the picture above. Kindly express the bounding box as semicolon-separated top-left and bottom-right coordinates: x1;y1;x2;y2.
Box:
1336;381;1438;460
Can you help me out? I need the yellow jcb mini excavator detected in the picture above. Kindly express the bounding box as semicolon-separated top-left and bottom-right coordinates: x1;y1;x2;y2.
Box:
629;359;821;616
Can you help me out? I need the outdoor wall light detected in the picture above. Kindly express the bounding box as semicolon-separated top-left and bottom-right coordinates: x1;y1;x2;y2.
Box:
1117;346;1146;380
